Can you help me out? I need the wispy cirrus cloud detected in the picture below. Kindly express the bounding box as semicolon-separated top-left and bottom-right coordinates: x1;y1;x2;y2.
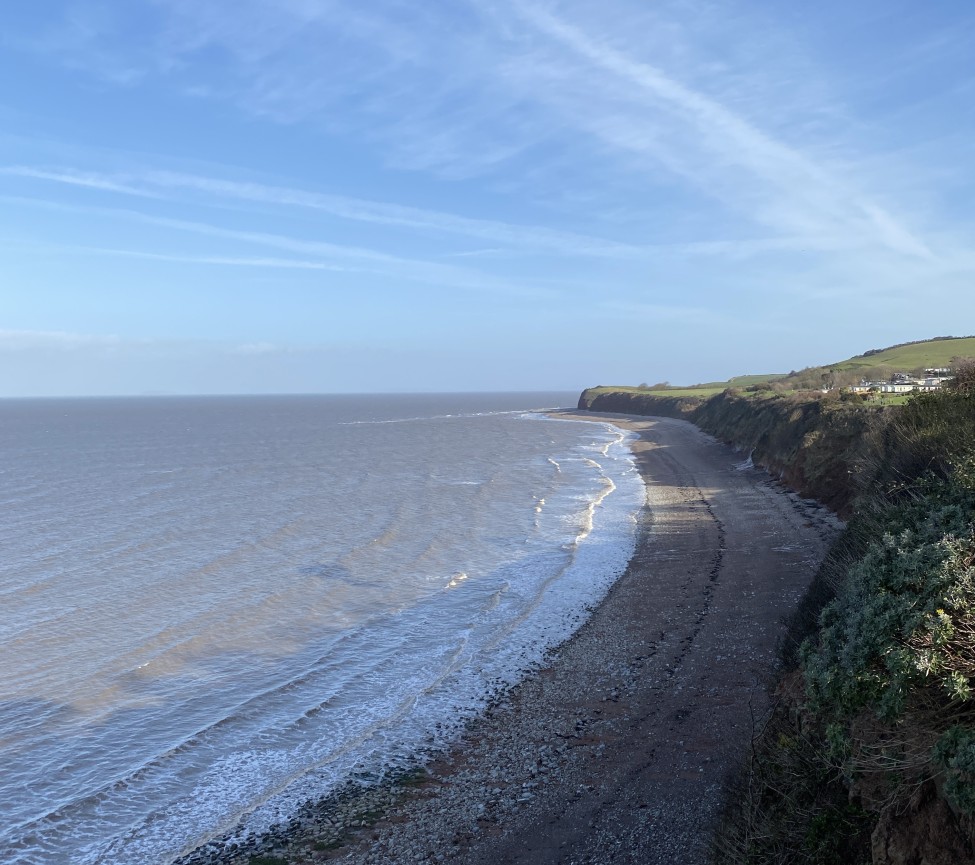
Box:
0;329;301;361
2;164;880;264
1;194;561;298
494;2;935;260
0;165;647;259
40;244;375;274
5;3;150;85
0;167;167;199
231;341;278;355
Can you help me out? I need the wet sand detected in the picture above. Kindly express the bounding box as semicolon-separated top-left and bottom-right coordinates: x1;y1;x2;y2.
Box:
248;412;841;865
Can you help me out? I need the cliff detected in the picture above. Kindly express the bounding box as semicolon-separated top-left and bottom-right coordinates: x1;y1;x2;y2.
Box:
578;387;880;515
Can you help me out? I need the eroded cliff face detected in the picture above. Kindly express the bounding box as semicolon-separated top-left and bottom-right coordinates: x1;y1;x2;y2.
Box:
578;388;881;516
577;389;702;419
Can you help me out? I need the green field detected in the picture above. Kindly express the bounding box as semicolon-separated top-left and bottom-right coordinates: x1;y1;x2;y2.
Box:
727;373;790;386
583;384;726;398
828;336;975;373
870;394;913;406
597;336;975;395
642;387;727;397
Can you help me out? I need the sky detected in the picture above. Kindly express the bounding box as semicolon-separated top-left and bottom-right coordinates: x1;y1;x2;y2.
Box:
2;0;974;396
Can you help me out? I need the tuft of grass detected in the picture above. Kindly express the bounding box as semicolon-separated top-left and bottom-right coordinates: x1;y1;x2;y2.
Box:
643;387;726;397
726;373;790;387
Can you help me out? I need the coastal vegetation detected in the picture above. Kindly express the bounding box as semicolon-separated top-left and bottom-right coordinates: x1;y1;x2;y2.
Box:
581;338;975;863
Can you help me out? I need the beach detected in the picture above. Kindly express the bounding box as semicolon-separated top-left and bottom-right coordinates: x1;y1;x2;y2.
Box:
224;411;840;865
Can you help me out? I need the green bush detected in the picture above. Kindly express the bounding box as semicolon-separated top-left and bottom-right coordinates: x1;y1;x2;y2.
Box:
867;387;975;494
934;726;975;812
804;482;975;719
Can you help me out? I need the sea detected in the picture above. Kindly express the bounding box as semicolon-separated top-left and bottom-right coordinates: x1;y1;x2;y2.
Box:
0;393;644;864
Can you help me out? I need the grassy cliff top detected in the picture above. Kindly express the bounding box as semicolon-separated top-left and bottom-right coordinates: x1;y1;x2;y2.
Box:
591;336;975;397
829;335;975;372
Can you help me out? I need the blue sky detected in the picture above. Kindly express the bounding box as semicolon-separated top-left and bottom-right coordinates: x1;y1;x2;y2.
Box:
2;0;974;396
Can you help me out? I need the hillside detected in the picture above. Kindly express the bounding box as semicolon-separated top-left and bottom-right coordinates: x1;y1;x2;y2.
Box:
595;335;975;400
832;335;975;373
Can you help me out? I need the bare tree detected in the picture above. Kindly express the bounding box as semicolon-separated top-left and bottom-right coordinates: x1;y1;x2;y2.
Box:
947;358;975;393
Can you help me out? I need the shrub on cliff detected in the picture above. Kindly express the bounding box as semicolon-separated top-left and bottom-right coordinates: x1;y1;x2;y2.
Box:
803;480;975;722
799;387;975;831
934;726;975;812
864;385;975;495
947;358;975;393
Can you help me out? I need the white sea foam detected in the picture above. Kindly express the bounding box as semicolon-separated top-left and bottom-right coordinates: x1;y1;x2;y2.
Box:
735;449;756;471
444;572;469;589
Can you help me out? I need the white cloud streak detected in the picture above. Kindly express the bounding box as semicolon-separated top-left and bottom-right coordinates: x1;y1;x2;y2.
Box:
0;194;557;298
501;2;935;260
3;165;870;264
0;165;645;258
56;245;373;273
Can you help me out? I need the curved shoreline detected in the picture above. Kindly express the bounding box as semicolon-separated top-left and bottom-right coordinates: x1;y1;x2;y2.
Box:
192;412;841;864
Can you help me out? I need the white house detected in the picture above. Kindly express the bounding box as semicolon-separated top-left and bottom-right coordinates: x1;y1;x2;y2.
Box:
850;371;954;394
